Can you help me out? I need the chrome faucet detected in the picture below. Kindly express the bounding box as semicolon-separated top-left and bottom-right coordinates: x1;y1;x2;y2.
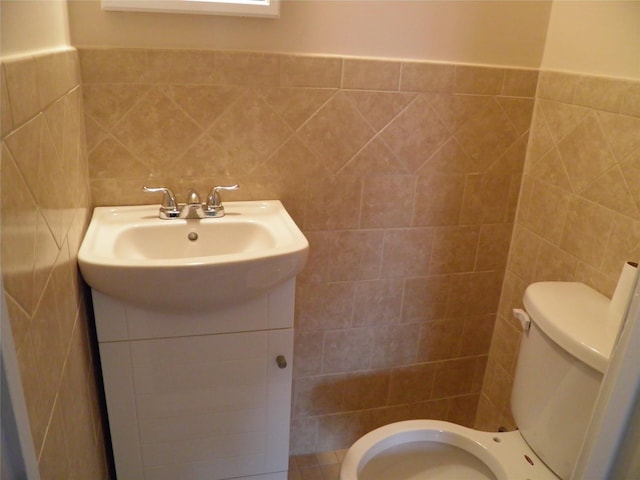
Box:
180;190;206;219
143;184;239;219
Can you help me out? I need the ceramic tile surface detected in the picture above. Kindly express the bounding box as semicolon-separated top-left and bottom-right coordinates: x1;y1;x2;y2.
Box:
477;71;640;432
14;44;632;470
1;49;108;479
79;47;537;455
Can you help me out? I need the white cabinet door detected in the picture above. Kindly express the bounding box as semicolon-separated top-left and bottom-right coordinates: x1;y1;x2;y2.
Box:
99;329;293;480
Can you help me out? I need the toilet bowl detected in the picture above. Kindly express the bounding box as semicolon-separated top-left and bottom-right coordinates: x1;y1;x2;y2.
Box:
341;282;619;480
340;420;559;480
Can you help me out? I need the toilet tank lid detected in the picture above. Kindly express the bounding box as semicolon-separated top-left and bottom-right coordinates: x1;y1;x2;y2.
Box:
523;282;614;373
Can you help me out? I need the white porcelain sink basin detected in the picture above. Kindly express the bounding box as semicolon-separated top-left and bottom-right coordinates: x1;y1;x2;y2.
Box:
78;201;308;312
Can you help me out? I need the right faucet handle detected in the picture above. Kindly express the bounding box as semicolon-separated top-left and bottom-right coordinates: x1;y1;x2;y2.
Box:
206;184;239;207
205;184;239;217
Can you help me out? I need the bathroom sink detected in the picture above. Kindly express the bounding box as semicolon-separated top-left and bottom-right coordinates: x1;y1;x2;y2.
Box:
78;201;308;312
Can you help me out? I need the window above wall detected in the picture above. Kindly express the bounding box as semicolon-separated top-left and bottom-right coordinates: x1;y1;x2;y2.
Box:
101;0;280;18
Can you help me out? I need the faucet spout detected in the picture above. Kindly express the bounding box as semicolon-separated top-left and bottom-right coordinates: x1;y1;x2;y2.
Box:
179;190;205;219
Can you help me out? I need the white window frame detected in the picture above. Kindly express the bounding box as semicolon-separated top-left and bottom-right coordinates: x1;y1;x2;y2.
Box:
101;0;280;18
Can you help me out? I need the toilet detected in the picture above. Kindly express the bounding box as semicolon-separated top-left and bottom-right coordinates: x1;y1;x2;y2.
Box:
341;281;620;480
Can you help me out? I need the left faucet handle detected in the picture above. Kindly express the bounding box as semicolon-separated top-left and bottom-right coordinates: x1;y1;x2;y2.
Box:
143;186;180;219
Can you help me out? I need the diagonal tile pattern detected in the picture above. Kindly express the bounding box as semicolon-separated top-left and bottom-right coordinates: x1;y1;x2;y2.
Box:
1;48;108;479
79;47;539;455
380;95;449;173
112;87;203;172
557;112;617;192
209;91;293;174
478;71;640;433
344;90;415;131
259;86;336;130
298;92;376;174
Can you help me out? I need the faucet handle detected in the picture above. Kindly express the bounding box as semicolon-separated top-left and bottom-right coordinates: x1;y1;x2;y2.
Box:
143;186;178;207
205;184;239;218
206;184;239;207
143;186;180;219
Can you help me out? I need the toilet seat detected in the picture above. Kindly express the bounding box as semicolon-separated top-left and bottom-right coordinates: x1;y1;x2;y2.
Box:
340;420;560;480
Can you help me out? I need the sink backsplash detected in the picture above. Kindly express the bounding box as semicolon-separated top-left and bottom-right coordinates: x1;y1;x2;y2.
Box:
80;47;536;454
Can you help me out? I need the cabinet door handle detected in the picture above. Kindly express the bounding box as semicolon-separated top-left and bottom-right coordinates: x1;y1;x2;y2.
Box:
276;355;287;369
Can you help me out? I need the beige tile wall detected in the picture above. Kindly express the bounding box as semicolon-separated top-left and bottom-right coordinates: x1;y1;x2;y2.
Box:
1;49;108;478
4;44;636;474
477;72;640;431
78;47;536;454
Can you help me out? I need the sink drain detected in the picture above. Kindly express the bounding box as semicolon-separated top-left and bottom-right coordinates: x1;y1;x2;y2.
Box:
188;232;198;241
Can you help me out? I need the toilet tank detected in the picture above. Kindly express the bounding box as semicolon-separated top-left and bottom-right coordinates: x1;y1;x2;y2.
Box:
511;282;618;480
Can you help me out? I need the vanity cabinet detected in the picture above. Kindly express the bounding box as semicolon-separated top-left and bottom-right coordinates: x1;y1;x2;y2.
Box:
92;279;295;480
